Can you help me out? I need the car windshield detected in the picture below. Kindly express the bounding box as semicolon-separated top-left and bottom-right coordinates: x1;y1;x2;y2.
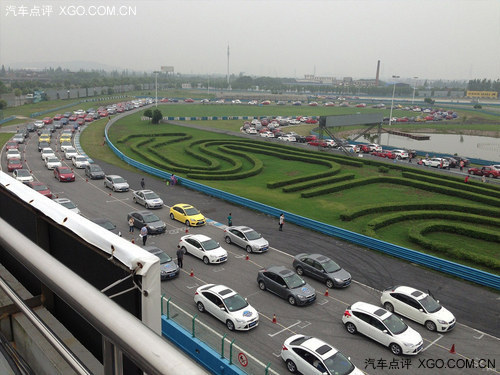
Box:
60;168;71;173
324;352;355;375
61;201;77;209
90;165;102;172
223;294;248;312
143;214;160;223
47;158;59;163
156;252;172;264
33;184;48;191
184;207;200;215
113;177;126;183
76;157;86;161
201;239;219;251
144;192;159;200
419;295;442;313
382;314;408;335
283;273;306;289
17;170;30;177
322;259;341;273
244;230;261;240
100;221;116;230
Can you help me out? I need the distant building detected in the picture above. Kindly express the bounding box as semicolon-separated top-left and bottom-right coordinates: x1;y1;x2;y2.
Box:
466;90;498;99
181;83;192;89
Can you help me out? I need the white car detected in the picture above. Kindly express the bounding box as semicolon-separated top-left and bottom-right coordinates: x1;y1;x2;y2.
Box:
194;284;258;331
64;147;79;160
422;158;449;168
246;128;257;135
13;169;34;183
368;143;382;152
324;139;336;147
40;148;56;161
132;189;164;209
248;100;258;105
45;156;62;170
60;142;73;152
260;131;273;138
72;155;89;169
6;149;21;160
215;99;225;104
278;135;295;142
346;144;360;153
381;286;456;332
104;175;129;192
12;134;25;144
490;164;500;171
224;226;269;253
53;198;80;214
281;335;364;375
34;120;44;128
288;119;301;125
232;99;242;104
392;149;409;159
74;109;86;115
179;234;228;264
342;301;423;356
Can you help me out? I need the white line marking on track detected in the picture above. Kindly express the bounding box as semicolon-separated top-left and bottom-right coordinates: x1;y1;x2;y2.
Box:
297;321;311;329
272;352;281;358
268;320;301;337
185;283;199;289
422;334;443;352
318;299;329;305
212;268;225;273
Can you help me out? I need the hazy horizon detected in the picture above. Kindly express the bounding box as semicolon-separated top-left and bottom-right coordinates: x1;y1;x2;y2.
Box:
1;0;499;81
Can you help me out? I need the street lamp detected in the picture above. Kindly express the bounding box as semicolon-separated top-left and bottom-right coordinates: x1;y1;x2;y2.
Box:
412;76;418;105
153;71;160;108
388;75;399;126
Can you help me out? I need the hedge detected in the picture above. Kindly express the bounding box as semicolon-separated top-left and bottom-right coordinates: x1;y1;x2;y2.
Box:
340;202;500;221
117;132;188;143
408;221;500;271
283;174;355;193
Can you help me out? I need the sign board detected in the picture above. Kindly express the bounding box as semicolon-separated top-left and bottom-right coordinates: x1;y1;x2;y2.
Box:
161;66;174;73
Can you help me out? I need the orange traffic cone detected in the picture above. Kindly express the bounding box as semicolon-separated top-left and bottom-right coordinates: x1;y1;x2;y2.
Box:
190;269;194;277
325;289;329;297
185;227;189;233
272;314;277;324
245;254;250;261
450;344;456;354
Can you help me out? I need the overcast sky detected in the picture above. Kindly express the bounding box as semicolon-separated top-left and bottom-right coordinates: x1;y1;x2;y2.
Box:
1;0;499;81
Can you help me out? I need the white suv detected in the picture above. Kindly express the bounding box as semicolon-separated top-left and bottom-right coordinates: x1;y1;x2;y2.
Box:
381;286;456;332
392;149;409;159
422;157;449;168
342;301;423;356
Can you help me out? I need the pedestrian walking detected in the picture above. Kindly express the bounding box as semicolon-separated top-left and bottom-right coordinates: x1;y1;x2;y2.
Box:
459;160;464;171
481;175;486;183
128;217;135;232
227;213;232;227
176;245;184;269
170;174;177;186
279;213;284;231
140;178;145;189
408;155;412;163
464;175;469;183
140;225;148;246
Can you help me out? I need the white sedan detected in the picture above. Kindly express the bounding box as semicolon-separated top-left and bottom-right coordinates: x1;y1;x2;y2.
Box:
72;155;89;169
132;189;164;209
40;148;56;161
45;156;62;170
381;286;456;332
179;234;227;264
64;147;79;160
422;158;449;168
6;149;21;160
194;284;259;331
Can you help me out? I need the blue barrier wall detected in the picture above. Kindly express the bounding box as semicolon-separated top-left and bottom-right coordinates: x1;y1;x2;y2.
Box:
103;119;500;290
162;316;245;375
0;116;16;125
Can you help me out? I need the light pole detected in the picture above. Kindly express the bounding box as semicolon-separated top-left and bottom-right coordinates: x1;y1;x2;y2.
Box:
388;75;399;126
412;76;418;105
153;71;160;108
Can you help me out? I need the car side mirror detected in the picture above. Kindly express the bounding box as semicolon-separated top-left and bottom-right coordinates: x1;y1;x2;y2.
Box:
436;300;440;303
383;330;389;334
419;309;424;312
220;307;225;311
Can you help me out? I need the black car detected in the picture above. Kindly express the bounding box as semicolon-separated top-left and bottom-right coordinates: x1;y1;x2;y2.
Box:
292;253;351;288
454;156;470;167
53;121;62;129
27;123;35;132
61;118;69;125
443;157;459;168
127;211;166;234
85;164;105;179
90;218;122;236
295;135;307;143
144;246;180;280
38;141;50;152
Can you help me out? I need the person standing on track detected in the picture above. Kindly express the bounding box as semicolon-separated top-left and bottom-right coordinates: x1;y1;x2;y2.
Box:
176;245;184;269
279;213;285;231
140;225;148;246
140;178;145;189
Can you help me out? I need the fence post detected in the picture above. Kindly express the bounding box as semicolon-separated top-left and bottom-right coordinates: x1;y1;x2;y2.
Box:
192;314;198;338
229;339;235;365
220;333;227;359
166;297;171;319
265;362;271;374
160;293;165;315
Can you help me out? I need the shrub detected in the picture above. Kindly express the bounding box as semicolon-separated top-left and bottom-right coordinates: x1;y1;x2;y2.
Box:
378;166;389;173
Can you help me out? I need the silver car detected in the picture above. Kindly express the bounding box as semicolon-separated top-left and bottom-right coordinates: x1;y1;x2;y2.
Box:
293;253;351;289
104;175;129;192
224;226;269;253
53;198;80;214
132;189;164;209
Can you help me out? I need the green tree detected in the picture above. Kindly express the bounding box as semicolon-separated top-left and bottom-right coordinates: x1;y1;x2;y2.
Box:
0;99;7;109
151;109;163;124
424;97;435;105
143;109;153;121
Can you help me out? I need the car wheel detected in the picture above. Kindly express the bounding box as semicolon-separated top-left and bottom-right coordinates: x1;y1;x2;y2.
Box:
384;302;394;313
112;186;116;192
170;213;174;220
296;266;304;276
345;322;357;334
246;246;252;254
185;220;191;227
425;320;437;331
288;296;296;305
285;359;297;373
489;174;494;178
196;302;205;313
203;257;209;265
145;203;149;209
226;320;235;331
326;279;334;289
468;170;473;175
181;246;188;255
258;281;266;291
133;197;137;204
390;343;402;356
225;236;231;244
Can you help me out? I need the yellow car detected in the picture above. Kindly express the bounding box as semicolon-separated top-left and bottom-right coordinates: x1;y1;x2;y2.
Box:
169;203;206;227
59;135;72;143
39;135;51;143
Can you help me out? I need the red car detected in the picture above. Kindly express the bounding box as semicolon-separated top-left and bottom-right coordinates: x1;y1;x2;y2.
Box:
69;114;77;121
468;166;500;178
6;141;19;150
99;111;108;118
424;116;434;121
360;145;372;153
53;114;63;120
308;140;328;147
27;181;53;198
371;150;385;157
305;118;318;124
308;102;318;106
184;98;194;103
382;150;397;159
43;117;53;124
54;166;75;182
84;116;93;122
77;113;86;119
305;135;317;142
77;118;85;126
261;100;271;105
160;98;170;103
7;158;23;172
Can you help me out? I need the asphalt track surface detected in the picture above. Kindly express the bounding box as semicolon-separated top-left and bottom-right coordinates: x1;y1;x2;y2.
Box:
1;124;499;375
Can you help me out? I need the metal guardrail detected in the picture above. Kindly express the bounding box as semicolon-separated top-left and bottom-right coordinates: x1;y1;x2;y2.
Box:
103;120;500;291
0;115;16;125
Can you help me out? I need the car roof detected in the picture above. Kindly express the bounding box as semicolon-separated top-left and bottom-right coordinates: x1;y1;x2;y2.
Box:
300;337;338;359
351;301;391;319
184;234;212;242
392;286;426;300
307;253;331;263
137;190;154;194
174;203;194;209
130;210;154;215
231;226;253;232
203;284;237;297
265;265;294;276
143;245;163;255
107;175;122;179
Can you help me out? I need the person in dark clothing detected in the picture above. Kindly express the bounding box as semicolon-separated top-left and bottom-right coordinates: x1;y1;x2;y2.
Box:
227;213;232;226
279;213;284;231
140;178;145;189
176;245;184;269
